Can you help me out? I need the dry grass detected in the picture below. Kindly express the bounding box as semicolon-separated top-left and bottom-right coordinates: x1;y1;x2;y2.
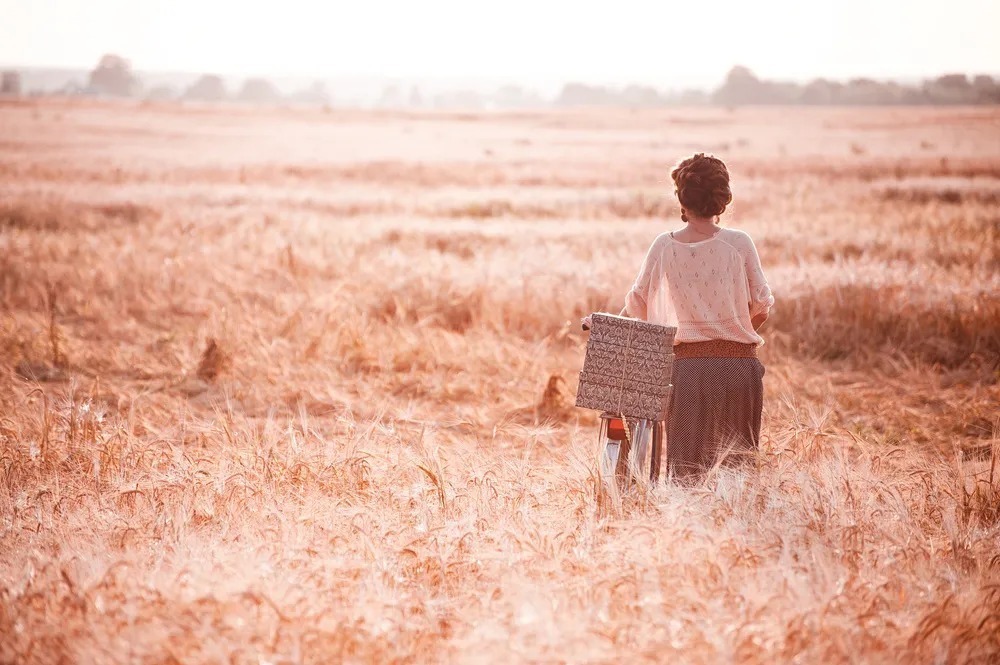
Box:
1;102;999;664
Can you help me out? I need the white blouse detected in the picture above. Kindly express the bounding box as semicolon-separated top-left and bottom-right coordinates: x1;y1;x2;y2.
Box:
624;228;775;345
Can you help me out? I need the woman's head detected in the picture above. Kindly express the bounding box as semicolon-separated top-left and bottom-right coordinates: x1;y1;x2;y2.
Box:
671;153;732;222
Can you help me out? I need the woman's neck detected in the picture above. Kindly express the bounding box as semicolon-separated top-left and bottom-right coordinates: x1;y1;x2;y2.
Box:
686;214;717;226
685;217;720;236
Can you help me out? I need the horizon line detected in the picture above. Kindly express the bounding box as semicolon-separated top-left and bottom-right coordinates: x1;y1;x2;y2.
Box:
5;60;1000;89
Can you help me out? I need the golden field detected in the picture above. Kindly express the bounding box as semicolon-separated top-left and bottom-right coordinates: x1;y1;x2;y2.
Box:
1;99;999;664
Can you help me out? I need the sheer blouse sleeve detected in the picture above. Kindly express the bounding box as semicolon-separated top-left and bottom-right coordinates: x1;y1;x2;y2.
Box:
740;233;774;317
624;235;666;321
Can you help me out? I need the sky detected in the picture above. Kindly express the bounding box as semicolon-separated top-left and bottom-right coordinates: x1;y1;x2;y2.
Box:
2;0;999;87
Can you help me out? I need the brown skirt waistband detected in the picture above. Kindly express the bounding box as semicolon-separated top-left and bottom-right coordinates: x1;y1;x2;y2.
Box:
674;340;758;359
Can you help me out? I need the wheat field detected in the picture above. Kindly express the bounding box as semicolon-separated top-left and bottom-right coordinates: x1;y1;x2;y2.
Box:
1;99;999;664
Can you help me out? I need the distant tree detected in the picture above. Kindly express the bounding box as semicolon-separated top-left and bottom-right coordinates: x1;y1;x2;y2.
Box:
898;85;929;105
184;75;227;102
936;73;971;89
770;82;801;104
799;78;839;105
972;75;1000;103
713;66;807;105
555;83;587;106
88;54;139;97
922;73;976;104
880;81;913;104
555;82;618;106
712;65;768;105
840;78;889;105
973;74;995;90
289;81;330;105
0;71;21;96
238;78;280;104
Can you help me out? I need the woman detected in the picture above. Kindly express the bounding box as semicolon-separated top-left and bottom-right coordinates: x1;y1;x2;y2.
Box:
622;153;773;478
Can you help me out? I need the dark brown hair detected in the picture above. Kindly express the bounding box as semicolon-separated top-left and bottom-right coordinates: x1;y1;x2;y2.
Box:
670;153;732;221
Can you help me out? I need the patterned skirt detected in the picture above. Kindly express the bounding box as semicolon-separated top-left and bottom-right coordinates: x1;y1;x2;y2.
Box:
666;357;765;478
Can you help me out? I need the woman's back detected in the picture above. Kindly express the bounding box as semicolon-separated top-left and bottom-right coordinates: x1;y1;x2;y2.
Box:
625;227;773;345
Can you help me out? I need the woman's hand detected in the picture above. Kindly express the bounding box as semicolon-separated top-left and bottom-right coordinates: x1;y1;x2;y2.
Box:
582;307;629;330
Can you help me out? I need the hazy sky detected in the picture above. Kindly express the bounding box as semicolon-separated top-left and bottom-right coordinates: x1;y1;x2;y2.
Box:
2;0;998;86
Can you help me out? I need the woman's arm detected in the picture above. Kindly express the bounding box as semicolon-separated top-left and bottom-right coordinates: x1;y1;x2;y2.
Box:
582;238;662;329
623;236;665;321
740;233;774;322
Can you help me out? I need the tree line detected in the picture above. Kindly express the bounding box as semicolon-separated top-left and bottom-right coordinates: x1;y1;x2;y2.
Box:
2;55;998;107
555;67;1000;106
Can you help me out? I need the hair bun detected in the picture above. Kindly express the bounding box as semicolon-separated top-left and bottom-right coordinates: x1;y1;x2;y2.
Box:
670;153;732;219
